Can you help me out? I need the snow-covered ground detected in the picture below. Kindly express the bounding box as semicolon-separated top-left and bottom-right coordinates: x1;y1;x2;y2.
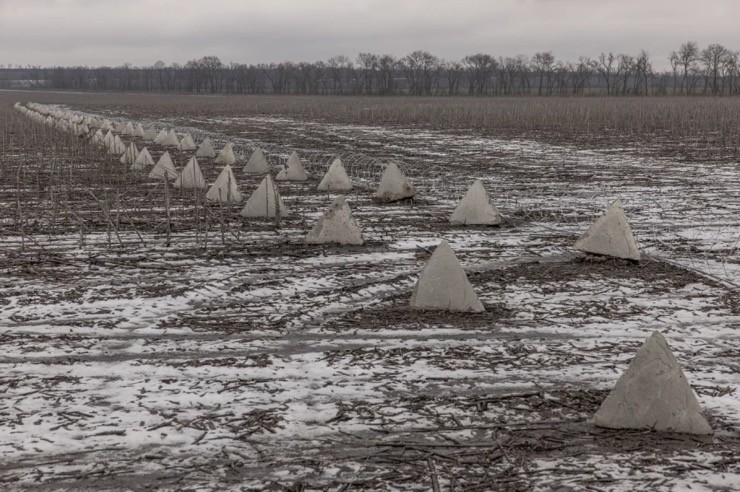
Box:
0;99;738;490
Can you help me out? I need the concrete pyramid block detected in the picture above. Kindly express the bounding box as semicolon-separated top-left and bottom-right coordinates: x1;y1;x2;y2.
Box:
243;148;270;174
179;133;197;151
215;143;237;165
317;158;352;191
92;129;105;145
575;199;640;260
161;129;180;147
206;165;242;203
410;240;484;313
123;122;135;136
134;123;146;138
195;137;217;158
594;331;712;435
305;197;364;245
275;151;308;181
101;119;112;131
375;162;416;202
119;142;140;165
132;147;154;170
154;129;168;144
240;175;287;219
148;151;178;180
143;127;159;142
450;180;502;225
174;156;207;189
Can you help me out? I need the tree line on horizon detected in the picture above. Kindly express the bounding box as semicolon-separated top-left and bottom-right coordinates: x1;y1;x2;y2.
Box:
1;42;738;96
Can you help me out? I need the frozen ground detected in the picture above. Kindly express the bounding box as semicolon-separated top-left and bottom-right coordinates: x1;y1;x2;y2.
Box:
0;94;738;490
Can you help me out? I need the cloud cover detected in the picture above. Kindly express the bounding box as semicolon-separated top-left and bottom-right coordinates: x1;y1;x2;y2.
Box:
0;0;737;68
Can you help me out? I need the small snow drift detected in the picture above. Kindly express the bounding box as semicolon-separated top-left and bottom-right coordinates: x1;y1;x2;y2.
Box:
119;142;140;166
594;331;712;435
575;199;640;260
214;143;237;165
410;240;484;313
375;162;416;202
275;151;308;181
161;129;180;147
132;147;154;170
174;156;207;189
450;180;502;225
305;197;364;245
148;151;178;180
195;137;217;158
207;165;242;203
179;133;197;151
317;158;352;191
240;174;287;218
243;148;270;174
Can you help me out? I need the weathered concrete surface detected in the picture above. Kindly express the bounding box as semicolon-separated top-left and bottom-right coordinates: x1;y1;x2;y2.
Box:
214;143;237;166
594;331;713;435
206;164;242;203
575;199;641;260
410;240;484;312
179;133;197;151
317;158;352;191
148;151;178;180
243;148;270;174
132;147;154;170
375;162;417;202
450;179;502;225
174;157;207;190
276;151;309;181
305;197;364;245
241;174;287;218
195;137;217;158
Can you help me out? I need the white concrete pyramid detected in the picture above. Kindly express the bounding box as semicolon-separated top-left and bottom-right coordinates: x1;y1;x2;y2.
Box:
195;137;217;158
119;142;140;165
243;148;270;174
594;331;712;435
174;156;207;189
317;158;352;191
148;151;178;180
144;127;159;142
214;143;237;165
410;240;484;313
305;197;364;245
134;123;146;138
375;162;416;201
154;129;168;144
450;180;502;225
108;135;126;155
179;133;197;151
123;122;135;136
114;121;127;133
101;119;112;131
275;151;308;181
206;165;242;203
161;129;180;147
132;147;154;170
575;199;640;260
240;175;287;219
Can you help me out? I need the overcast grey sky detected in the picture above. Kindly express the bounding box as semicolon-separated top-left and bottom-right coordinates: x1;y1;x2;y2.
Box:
0;0;737;69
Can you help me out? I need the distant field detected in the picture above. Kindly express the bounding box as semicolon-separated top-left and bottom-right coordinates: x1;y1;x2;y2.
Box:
0;91;738;490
